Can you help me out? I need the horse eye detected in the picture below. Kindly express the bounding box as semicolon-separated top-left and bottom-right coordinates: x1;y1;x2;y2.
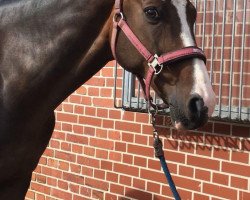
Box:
144;7;160;21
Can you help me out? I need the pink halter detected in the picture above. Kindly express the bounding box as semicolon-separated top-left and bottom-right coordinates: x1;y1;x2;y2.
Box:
111;0;207;110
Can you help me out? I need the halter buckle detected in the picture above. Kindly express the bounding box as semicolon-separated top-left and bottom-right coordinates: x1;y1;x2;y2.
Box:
148;54;163;75
113;12;124;23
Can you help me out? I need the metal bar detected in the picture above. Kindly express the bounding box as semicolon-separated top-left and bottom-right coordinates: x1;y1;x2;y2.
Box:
194;0;198;34
239;0;247;119
209;0;216;83
202;0;207;50
128;73;132;108
137;78;141;109
113;61;119;108
218;0;227;117
121;69;126;108
228;0;237;118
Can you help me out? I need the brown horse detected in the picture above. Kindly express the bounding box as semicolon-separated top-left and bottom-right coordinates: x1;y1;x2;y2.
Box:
0;0;216;199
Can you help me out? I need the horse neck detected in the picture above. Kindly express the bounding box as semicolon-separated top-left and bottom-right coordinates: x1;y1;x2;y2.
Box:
0;0;115;114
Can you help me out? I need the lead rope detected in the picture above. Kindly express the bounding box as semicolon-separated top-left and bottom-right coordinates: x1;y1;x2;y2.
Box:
150;111;181;200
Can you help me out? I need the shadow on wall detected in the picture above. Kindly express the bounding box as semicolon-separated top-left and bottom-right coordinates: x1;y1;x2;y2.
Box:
119;189;163;200
155;116;250;152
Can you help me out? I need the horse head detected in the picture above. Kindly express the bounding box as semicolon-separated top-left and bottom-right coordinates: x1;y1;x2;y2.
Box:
109;0;216;130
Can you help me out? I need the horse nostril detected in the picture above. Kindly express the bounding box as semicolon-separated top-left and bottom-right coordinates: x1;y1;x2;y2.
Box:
188;96;205;117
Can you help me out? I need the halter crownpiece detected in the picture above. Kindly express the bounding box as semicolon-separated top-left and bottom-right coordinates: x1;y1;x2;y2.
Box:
111;0;207;111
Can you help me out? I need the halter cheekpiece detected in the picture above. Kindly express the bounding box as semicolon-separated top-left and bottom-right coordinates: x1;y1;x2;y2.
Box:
111;0;207;111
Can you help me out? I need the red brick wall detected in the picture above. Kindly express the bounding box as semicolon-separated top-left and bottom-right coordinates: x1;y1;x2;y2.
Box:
25;61;250;200
26;1;250;200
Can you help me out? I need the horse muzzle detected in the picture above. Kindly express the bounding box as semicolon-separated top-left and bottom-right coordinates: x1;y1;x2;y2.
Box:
170;94;209;130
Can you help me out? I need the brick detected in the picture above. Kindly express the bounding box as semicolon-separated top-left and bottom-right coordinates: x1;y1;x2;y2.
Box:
101;160;113;171
105;193;118;200
179;166;194;178
146;182;161;195
103;119;115;129
239;191;250;200
205;134;240;149
241;139;250;151
94;169;105;180
127;144;154;157
85;106;96;116
108;130;121;140
97;108;108;118
63;172;84;184
110;184;124;195
70;163;81;174
231;150;249;164
196;145;212;157
193;193;209;200
57;113;78;123
213;148;230;160
66;134;88;145
96;149;108;159
96;128;107;138
114;163;139;177
83;126;95;136
78;156;100;169
85;178;109;191
80;186;92;197
175;176;201;191
164;150;186;163
90;138;114;150
135;134;148;145
153;195;172;200
172;130;204;143
119;175;132;186
133;178;146;190
125;188;152;200
135;112;149;123
100;88;112;97
115;121;141;133
179;142;195;154
115;142;127;152
106;172;118;183
51;188;72;199
109;151;122;162
222;161;250;177
62;123;72;132
93;98;114;108
141;169;167;183
83;146;95;157
79;116;102;126
36;193;45;200
187;155;220;170
81;166;93;177
134;156;147;167
42;167;62;179
122;153;134;165
109;110;121;119
195;169;211;181
212;173;229;186
203;183;238;200
58;180;68;190
148;159;162;171
122;132;134;143
232;125;250;137
231;176;248;190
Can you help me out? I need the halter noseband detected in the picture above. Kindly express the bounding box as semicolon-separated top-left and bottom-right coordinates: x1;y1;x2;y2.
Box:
111;0;207;111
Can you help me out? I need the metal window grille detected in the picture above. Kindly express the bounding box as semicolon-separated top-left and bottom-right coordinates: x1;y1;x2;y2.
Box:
114;0;250;122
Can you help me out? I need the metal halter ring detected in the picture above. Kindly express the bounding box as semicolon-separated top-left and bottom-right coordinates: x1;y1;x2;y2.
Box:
148;54;163;75
113;12;124;23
